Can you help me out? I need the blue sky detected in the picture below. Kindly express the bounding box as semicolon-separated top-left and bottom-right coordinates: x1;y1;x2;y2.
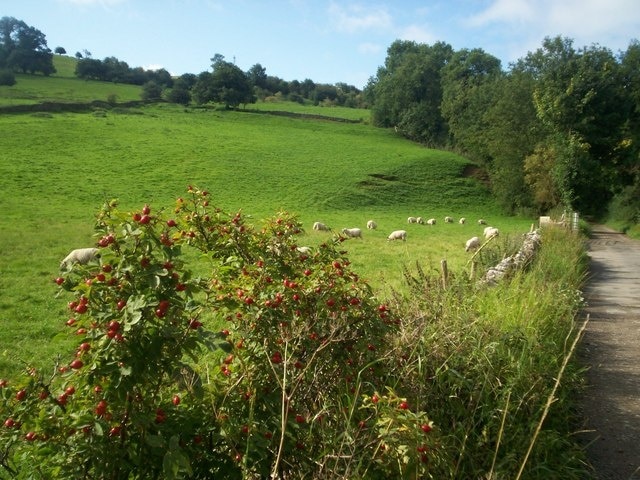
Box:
6;0;640;88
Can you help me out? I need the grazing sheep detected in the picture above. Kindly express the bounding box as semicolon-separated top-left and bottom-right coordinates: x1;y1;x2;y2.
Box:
366;220;378;230
478;219;487;225
407;216;418;224
484;227;499;239
387;230;407;241
459;217;466;224
426;218;436;225
296;246;312;254
444;216;454;223
416;217;425;225
313;221;330;231
60;247;100;269
341;227;363;239
465;236;480;252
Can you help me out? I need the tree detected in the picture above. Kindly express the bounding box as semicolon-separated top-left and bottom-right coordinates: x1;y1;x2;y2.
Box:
192;54;255;108
0;68;16;85
0;16;55;75
440;48;503;159
166;84;191;105
247;63;267;89
481;70;546;213
141;80;163;101
368;40;453;145
527;36;628;214
54;46;66;55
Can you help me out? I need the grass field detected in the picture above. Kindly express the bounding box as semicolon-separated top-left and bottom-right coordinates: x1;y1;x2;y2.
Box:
0;63;534;378
0;58;591;479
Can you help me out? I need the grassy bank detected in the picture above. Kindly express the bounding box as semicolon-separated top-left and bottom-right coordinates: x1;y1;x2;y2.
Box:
388;225;590;478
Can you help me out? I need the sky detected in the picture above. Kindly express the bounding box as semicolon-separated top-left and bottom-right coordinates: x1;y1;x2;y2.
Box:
5;0;640;89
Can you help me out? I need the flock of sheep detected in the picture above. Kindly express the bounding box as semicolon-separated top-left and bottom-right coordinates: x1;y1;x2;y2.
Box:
60;217;501;270
312;217;499;253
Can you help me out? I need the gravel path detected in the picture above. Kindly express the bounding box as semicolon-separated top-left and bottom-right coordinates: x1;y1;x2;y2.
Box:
578;225;640;479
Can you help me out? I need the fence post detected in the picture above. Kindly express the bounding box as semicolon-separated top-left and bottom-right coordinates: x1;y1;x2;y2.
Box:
572;212;579;231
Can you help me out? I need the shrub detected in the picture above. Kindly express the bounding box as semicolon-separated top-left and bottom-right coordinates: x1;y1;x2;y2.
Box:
0;188;439;479
0;69;16;86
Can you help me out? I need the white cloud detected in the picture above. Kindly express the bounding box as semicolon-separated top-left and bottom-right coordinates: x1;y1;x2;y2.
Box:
328;2;392;33
465;0;535;27
358;42;383;54
144;64;165;72
547;0;640;38
398;24;437;44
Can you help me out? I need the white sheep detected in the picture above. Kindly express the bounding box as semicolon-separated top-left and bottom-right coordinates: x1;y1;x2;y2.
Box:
387;230;407;241
459;217;466;224
426;218;436;225
444;216;454;223
341;227;362;239
366;220;377;230
416;217;425;225
478;219;487;225
407;217;417;224
313;221;330;231
484;227;499;239
60;247;100;269
296;246;312;254
465;236;480;252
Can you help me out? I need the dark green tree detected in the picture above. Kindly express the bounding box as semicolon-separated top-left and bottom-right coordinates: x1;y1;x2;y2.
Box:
247;62;267;89
527;36;628;214
482;70;546;213
368;40;453;145
441;48;503;159
0;16;55;75
141;80;163;101
192;54;255;108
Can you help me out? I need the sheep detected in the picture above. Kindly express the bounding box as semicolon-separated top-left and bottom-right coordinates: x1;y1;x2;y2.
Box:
426;218;436;225
366;220;377;230
465;236;480;252
296;246;312;255
60;247;100;269
444;216;454;223
341;227;362;239
407;216;417;224
484;227;499;239
416;217;425;225
459;217;466;224
387;230;407;241
313;221;330;231
478;219;487;225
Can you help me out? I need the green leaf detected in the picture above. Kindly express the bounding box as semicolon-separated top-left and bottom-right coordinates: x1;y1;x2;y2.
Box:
146;434;165;448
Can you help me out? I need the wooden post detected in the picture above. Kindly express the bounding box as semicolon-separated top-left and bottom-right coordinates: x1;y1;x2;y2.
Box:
440;259;448;289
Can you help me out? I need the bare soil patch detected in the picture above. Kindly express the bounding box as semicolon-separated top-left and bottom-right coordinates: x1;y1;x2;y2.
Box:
577;225;640;479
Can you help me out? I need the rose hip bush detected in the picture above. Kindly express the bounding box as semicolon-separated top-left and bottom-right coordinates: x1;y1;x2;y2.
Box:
0;187;439;479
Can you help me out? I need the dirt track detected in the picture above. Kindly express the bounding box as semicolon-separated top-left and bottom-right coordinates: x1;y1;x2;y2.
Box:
578;225;640;479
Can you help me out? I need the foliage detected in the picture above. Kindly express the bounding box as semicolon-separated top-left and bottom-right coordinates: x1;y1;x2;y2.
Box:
75;56;173;88
141;81;163;102
367;40;453;146
365;33;640;223
0;189;443;479
0;69;15;86
191;54;255;108
0;17;55;76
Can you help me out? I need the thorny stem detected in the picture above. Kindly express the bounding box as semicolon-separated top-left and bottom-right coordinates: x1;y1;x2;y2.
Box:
271;341;290;479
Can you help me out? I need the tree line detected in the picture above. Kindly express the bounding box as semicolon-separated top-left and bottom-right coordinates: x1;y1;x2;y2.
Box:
364;37;640;221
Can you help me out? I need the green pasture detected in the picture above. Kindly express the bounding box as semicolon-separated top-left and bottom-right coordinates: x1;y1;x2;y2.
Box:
0;86;533;380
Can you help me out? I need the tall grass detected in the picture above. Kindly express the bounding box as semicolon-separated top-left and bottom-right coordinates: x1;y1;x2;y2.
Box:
386;226;590;478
